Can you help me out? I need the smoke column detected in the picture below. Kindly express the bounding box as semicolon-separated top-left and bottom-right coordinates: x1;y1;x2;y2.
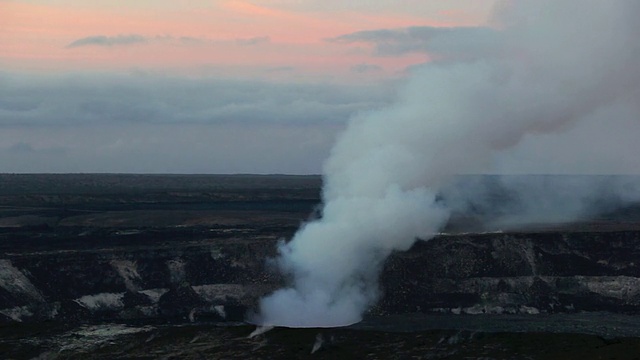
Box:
256;0;640;327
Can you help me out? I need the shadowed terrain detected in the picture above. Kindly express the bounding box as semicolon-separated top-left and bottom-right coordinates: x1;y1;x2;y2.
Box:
1;174;640;359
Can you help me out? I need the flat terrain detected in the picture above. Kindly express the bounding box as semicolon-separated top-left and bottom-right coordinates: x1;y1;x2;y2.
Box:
3;317;640;359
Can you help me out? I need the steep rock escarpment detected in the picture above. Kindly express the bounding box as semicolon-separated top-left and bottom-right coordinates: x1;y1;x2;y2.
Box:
379;231;640;315
1;229;640;323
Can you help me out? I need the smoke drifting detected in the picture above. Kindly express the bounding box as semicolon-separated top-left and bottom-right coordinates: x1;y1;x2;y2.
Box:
256;0;640;327
439;175;640;232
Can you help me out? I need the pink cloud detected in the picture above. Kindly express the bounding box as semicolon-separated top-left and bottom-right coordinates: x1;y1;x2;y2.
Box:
0;1;482;77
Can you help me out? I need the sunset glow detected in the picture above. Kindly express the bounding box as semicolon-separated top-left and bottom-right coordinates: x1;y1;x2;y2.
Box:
2;1;495;77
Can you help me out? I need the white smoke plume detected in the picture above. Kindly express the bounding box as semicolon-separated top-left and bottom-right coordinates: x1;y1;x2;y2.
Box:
255;0;640;327
439;175;640;233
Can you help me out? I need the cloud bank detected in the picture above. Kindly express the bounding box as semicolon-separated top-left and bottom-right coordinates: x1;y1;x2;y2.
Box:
0;72;393;173
330;26;501;59
67;35;148;48
66;34;273;48
0;73;391;127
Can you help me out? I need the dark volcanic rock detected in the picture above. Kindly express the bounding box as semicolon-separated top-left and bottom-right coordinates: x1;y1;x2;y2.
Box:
377;231;640;316
2;229;640;323
158;284;204;318
1;174;640;325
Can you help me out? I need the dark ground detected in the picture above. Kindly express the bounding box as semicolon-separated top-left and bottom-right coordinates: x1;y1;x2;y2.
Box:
1;174;640;359
3;320;640;359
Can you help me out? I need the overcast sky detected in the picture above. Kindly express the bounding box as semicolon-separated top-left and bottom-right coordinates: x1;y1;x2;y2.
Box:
2;0;639;174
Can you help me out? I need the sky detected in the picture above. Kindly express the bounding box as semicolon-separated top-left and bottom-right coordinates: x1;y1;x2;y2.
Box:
1;1;495;76
2;0;639;174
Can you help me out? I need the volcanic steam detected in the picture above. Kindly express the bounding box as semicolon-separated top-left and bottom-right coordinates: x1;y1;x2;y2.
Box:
256;0;640;327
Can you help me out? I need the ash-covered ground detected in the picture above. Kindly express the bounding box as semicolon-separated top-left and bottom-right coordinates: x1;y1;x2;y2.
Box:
1;174;640;359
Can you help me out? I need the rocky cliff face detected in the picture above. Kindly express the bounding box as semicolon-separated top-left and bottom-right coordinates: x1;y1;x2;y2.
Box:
379;231;640;316
1;174;639;325
0;228;282;324
2;228;640;324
